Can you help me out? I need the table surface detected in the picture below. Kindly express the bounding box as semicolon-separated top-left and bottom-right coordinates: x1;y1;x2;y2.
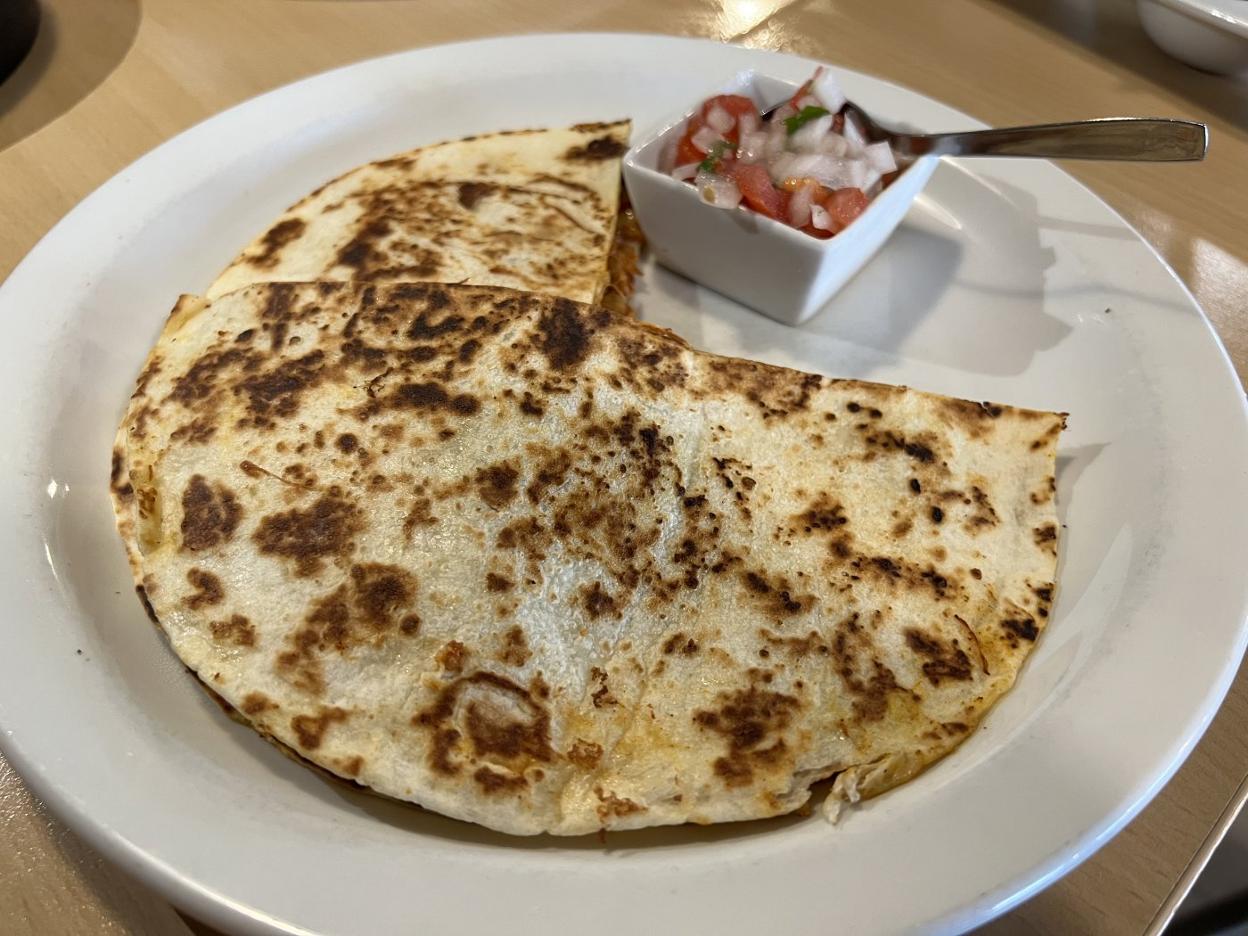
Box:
2;0;1246;933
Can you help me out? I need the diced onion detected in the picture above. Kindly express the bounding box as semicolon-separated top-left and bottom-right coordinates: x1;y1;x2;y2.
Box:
691;124;725;154
788;183;815;229
842;113;867;154
815;132;849;157
737;130;769;165
864;141;897;174
671;163;700;181
764;120;789;158
768;152;794;183
770;102;796;124
796;94;821;111
847;160;871;190
810;203;835;231
706;105;734;134
786;153;833;178
790;114;834;153
738;111;760;138
813;70;847;113
776;153;857;190
695;170;742;209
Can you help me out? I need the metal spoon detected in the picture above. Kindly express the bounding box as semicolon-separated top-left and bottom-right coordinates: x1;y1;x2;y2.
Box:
776;101;1208;161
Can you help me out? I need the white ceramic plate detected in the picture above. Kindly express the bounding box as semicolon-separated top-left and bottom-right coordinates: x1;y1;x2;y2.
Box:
1;34;1246;936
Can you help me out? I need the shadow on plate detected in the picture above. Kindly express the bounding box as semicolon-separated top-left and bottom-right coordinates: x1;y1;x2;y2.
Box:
761;221;968;371
975;175;1197;315
0;0;140;153
1051;443;1108;615
1056;444;1107;522
633;212;966;379
830;167;1068;378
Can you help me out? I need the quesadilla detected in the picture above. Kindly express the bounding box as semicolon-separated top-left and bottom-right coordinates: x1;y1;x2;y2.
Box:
207;122;641;313
111;282;1063;835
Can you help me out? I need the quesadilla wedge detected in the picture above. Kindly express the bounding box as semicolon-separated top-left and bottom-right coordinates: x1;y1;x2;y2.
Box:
207;122;641;312
111;282;1063;835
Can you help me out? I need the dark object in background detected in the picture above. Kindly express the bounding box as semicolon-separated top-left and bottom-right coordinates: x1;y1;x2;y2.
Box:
0;0;40;85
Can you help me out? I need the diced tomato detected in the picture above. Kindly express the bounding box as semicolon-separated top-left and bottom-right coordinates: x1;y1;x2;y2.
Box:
801;224;834;239
701;94;759;123
773;189;792;221
788;80;813;110
832;112;845;134
675;131;705;168
727;163;788;221
822;187;869;230
880;169;900;189
788;66;830;108
675;112;716;167
699;94;760;145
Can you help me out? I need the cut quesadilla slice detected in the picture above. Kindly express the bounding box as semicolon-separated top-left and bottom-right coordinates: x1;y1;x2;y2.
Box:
207;122;640;312
111;282;1063;836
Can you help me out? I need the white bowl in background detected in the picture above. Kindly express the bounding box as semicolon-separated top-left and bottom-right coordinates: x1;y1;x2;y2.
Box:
1138;0;1248;76
622;69;937;327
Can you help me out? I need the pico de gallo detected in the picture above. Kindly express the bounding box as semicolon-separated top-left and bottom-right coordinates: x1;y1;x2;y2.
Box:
668;68;900;238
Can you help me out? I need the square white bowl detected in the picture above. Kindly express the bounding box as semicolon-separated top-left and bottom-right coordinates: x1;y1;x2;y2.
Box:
622;69;937;326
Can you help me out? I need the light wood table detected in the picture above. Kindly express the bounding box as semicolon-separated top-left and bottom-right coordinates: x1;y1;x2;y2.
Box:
2;0;1246;933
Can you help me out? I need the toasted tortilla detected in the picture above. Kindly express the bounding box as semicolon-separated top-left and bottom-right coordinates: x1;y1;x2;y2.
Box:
207;122;635;308
111;282;1062;835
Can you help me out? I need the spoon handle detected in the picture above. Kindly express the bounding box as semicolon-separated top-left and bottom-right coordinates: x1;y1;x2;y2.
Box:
908;118;1208;161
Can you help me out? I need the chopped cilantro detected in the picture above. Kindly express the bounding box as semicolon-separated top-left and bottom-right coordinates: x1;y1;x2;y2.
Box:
784;105;830;135
698;140;734;172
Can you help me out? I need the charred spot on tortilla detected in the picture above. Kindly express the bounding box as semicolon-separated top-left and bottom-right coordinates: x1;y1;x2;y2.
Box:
248;218;306;269
184;568;224;609
253;495;362;576
457;181;493;208
564;136;627;161
180;475;241;552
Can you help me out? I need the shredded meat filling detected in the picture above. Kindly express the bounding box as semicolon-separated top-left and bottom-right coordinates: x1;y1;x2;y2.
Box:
600;196;644;316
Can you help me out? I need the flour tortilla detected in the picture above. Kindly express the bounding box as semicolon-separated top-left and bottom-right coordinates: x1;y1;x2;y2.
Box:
111;282;1063;835
207;122;633;307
